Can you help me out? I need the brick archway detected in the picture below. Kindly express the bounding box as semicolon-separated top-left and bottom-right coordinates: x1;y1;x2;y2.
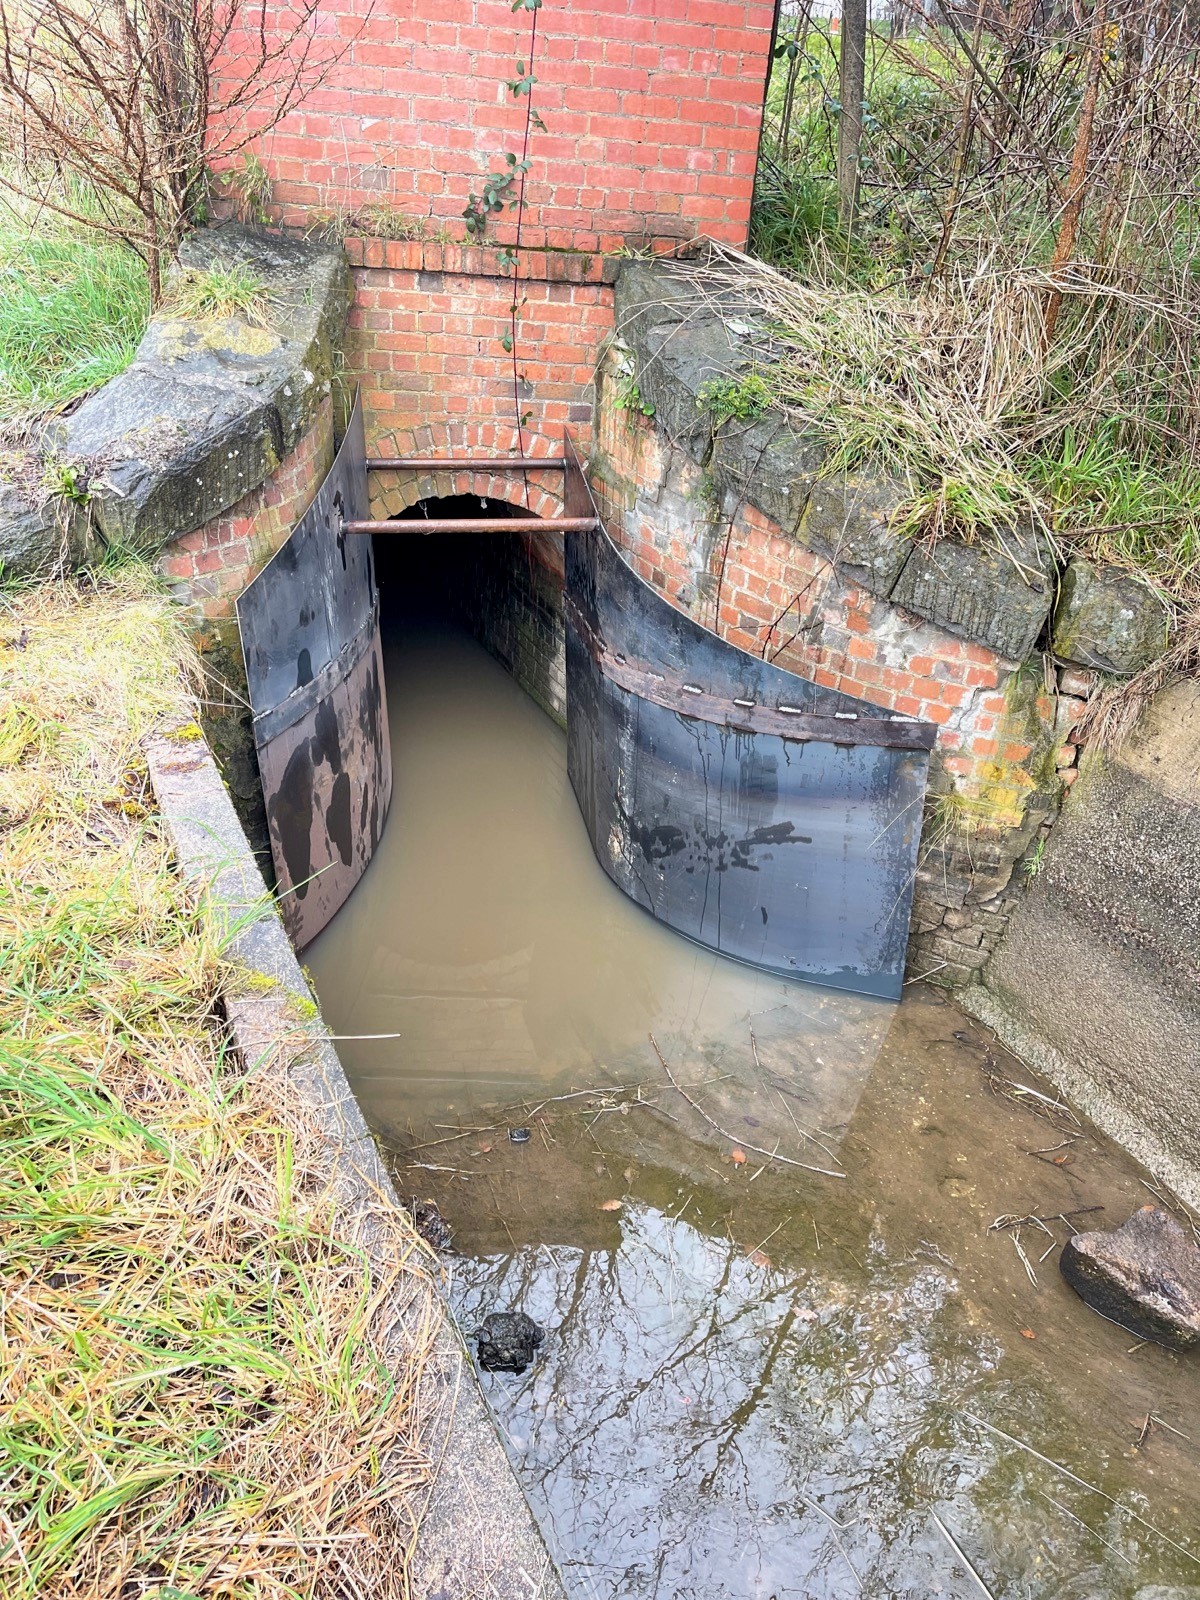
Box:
368;419;567;524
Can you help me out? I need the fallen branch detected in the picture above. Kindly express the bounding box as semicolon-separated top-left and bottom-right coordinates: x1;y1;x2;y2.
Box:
649;1034;847;1179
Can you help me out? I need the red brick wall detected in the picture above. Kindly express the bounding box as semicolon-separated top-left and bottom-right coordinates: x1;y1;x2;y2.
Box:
251;0;776;254
347;242;615;453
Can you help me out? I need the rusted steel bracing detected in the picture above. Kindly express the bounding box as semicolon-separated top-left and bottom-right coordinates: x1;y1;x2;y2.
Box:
343;516;596;534
236;391;392;950
366;455;568;471
561;434;934;999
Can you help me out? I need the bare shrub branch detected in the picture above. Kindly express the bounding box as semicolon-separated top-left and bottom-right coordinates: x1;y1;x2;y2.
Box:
0;0;350;303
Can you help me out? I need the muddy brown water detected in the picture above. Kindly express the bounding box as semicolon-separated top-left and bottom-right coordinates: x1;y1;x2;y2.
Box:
306;587;1200;1600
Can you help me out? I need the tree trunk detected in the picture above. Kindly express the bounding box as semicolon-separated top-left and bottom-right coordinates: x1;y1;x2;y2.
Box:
837;0;868;227
1043;0;1108;347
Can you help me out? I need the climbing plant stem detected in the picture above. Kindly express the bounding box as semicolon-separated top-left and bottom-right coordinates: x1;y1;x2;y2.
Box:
510;0;540;466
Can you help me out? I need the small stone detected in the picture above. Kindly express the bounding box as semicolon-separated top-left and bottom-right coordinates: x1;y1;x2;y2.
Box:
1059;1206;1200;1350
474;1311;545;1374
1058;665;1097;699
508;1126;531;1144
941;907;975;931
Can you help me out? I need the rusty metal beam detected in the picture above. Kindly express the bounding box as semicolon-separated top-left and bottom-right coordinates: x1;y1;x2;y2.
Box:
343;516;596;534
367;456;568;471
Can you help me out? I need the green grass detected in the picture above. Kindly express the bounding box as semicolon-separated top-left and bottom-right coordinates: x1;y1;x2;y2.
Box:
0;572;435;1599
1027;427;1200;591
0;220;148;419
164;261;270;324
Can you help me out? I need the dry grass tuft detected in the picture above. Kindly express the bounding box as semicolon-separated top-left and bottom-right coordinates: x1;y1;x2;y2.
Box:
684;244;1200;614
0;570;437;1598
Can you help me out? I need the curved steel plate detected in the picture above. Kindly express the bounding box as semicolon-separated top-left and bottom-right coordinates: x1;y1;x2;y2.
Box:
237;392;392;948
564;489;934;999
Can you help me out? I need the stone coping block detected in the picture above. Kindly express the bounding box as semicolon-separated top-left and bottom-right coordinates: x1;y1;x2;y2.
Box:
615;258;1057;655
146;727;565;1600
1052;556;1171;675
614;259;769;465
0;477;94;581
52;224;351;557
890;523;1057;663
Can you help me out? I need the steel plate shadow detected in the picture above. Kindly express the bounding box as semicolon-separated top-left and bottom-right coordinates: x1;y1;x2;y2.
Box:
562;444;935;999
236;392;392;949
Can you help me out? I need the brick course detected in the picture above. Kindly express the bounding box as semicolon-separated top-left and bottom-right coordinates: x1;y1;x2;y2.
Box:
349;254;613;448
248;0;776;254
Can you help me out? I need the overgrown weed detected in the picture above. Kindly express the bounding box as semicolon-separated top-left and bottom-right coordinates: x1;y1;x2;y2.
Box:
165;261;271;325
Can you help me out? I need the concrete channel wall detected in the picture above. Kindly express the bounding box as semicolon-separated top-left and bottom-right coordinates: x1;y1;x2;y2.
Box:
147;728;566;1600
966;681;1200;1213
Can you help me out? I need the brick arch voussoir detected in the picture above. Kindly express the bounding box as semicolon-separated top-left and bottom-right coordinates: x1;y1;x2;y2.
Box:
369;420;566;523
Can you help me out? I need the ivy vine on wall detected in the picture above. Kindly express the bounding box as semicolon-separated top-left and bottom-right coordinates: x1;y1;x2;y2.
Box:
463;0;545;450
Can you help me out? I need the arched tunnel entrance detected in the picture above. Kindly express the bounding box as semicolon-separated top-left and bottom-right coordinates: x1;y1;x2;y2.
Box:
303;489;898;1123
237;394;936;1020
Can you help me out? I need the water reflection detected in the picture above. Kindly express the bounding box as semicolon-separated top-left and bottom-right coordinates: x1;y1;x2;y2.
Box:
451;1197;1194;1600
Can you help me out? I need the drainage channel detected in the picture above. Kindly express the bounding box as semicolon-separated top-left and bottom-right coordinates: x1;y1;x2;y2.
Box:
304;544;1200;1600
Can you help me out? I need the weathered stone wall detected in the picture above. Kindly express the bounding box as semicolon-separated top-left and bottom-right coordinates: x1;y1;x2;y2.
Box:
600;258;1172;984
366;432;570;723
965;682;1200;1210
457;529;568;727
0;223;353;860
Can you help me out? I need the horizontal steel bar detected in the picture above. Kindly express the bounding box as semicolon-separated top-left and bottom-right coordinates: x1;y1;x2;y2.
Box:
367;455;568;471
343;516;597;534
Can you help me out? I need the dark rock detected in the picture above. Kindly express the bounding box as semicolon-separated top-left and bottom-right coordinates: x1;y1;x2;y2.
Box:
406;1197;453;1253
1052;557;1171;675
475;1310;544;1373
0;480;88;579
508;1126;532;1144
1059;1205;1200;1350
52;223;351;555
614;259;769;465
800;472;913;597
890;523;1057;661
710;414;825;537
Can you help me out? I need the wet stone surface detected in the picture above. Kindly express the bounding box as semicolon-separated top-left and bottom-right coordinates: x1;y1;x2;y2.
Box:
475;1311;545;1375
1060;1206;1200;1351
306;586;1200;1600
